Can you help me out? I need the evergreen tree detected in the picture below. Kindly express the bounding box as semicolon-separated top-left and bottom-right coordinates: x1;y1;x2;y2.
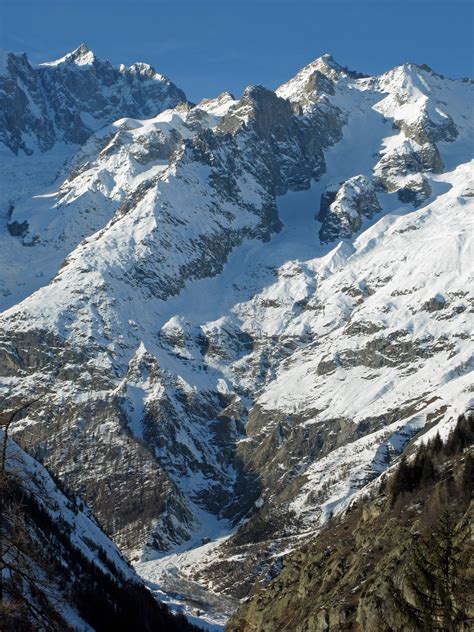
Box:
390;455;413;504
445;414;474;455
432;432;443;455
389;509;474;631
419;451;436;486
460;452;473;501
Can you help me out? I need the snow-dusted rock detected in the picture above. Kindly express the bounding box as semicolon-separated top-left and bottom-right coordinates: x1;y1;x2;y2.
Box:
318;175;381;242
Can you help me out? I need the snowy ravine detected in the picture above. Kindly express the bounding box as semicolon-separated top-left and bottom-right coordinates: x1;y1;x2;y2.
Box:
0;46;473;627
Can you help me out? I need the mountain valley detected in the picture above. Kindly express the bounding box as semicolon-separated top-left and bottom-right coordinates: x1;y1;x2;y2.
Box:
0;44;472;629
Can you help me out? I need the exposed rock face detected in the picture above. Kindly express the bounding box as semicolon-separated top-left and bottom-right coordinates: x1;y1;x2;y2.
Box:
318;175;381;242
276;53;365;112
396;173;432;205
369;63;458;206
374;140;440;205
218;83;343;194
0;49;473;626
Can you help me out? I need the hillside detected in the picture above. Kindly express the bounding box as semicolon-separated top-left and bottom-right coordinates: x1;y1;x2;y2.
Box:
0;429;199;631
227;412;474;631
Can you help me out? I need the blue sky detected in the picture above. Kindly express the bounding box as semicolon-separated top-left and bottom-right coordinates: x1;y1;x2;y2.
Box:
1;0;473;102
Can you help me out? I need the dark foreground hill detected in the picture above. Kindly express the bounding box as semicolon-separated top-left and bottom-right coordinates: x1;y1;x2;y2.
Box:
0;433;200;632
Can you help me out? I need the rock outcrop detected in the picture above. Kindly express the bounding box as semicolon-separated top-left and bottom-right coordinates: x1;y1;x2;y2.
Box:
318;175;381;242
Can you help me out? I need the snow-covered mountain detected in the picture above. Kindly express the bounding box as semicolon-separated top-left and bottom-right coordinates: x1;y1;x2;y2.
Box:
0;43;185;155
0;46;472;627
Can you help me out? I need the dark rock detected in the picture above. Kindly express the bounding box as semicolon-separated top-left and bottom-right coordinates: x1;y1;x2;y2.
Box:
319;175;381;242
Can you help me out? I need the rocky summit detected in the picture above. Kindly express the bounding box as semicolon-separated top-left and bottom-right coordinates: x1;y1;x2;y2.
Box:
0;45;472;629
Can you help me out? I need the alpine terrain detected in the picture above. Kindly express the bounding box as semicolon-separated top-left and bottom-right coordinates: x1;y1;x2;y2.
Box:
0;44;472;629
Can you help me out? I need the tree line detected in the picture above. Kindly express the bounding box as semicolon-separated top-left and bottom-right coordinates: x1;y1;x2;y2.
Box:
389;412;473;505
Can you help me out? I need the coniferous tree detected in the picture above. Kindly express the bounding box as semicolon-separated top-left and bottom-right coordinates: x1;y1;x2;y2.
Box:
419;451;436;486
390;455;412;504
389;509;474;631
460;452;473;501
432;432;443;455
445;414;474;455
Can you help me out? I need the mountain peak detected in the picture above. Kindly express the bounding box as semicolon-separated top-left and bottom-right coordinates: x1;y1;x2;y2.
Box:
42;43;96;67
66;42;95;65
276;53;369;104
72;42;92;56
307;53;367;79
125;62;163;80
306;53;344;74
317;52;337;65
